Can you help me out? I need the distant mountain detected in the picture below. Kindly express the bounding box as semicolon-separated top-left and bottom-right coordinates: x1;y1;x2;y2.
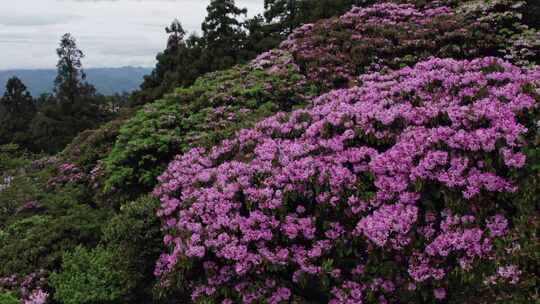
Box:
0;67;153;96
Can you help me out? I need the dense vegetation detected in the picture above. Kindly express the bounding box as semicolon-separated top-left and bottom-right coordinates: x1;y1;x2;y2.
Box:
0;34;120;154
0;0;539;303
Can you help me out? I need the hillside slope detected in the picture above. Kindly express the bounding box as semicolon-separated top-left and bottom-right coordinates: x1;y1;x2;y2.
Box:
1;1;539;303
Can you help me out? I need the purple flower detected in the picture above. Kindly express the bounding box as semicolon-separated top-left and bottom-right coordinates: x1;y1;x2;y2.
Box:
152;55;540;302
433;288;446;300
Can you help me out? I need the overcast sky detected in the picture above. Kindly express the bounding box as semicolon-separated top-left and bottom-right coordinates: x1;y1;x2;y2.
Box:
0;0;264;70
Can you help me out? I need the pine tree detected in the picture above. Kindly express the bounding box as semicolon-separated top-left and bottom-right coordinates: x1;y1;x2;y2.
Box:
54;33;87;106
244;14;282;55
0;77;36;146
1;77;33;113
28;33;107;153
166;19;186;51
53;33;101;116
264;0;299;34
137;20;199;104
201;0;248;70
264;0;363;36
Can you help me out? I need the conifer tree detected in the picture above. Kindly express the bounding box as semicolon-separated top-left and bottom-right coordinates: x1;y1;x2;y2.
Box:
137;19;197;104
264;0;363;36
55;33;87;107
166;19;186;51
264;0;299;34
201;0;248;70
28;33;106;153
0;77;35;146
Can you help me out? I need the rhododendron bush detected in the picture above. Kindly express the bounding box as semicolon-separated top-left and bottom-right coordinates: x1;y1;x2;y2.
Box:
0;271;48;304
102;59;311;195
276;2;539;91
154;57;540;303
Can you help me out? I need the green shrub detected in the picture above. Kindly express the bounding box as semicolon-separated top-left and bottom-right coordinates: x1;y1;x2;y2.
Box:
0;293;18;304
61;116;129;170
102;61;311;195
0;203;108;276
102;195;164;302
50;246;126;304
0;144;32;172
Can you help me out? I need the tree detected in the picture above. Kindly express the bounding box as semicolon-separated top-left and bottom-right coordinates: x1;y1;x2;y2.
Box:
243;14;282;56
264;0;300;34
264;0;364;37
0;77;36;146
1;77;33;111
165;19;186;51
201;0;248;70
28;33;109;153
136;21;203;105
54;33;87;107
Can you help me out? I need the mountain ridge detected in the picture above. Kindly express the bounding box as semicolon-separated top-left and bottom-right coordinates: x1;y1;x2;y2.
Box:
0;66;152;96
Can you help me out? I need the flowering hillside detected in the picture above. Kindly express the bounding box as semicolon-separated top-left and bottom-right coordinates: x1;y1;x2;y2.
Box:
100;1;539;197
279;1;539;90
154;57;540;303
0;1;539;303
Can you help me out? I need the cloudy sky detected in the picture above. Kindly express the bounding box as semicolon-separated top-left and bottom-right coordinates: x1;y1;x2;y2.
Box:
0;0;264;70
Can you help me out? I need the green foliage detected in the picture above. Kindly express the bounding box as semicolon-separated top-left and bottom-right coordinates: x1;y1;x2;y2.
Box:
137;0;252;106
0;144;32;172
28;89;111;154
61;114;130;170
136;31;208;105
103;195;165;302
25;33;114;154
0;77;36;147
50;246;127;304
202;0;248;71
0;293;18;304
103;61;311;195
0;203;108;276
264;0;361;34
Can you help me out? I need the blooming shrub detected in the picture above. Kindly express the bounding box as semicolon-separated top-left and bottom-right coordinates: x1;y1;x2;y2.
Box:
457;0;540;67
102;58;312;195
0;271;48;304
154;58;540;303
102;1;540;198
61;117;127;170
279;2;539;91
46;163;85;188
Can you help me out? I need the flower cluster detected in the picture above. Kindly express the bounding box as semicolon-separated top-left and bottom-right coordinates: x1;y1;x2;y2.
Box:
458;0;540;67
47;162;86;188
29;156;59;171
0;175;13;192
16;200;43;214
250;49;300;76
0;271;48;304
484;264;522;285
154;57;540;302
504;29;540;67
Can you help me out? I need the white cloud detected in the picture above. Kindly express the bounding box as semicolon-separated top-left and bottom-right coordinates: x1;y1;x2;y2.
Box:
0;0;264;69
